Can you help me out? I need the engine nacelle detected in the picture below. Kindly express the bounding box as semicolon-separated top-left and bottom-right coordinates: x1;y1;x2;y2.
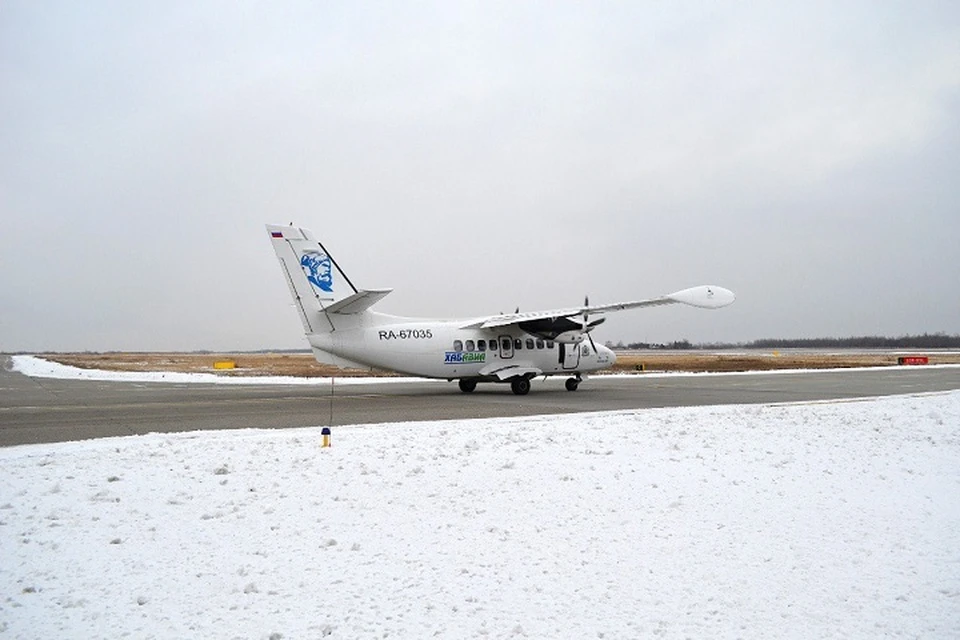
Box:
549;330;586;344
518;316;596;344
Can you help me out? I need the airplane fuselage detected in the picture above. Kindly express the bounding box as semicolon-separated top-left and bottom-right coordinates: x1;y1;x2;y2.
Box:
307;313;616;380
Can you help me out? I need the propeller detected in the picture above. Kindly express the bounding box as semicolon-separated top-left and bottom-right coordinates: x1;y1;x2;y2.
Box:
583;295;599;351
581;296;605;329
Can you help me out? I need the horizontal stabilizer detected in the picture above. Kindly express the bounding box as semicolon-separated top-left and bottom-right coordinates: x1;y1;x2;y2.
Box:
322;289;393;315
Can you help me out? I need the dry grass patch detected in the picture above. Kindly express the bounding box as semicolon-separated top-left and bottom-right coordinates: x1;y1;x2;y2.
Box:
42;351;960;377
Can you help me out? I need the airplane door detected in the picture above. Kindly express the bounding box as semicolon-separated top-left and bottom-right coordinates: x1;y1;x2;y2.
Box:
561;342;581;369
499;335;514;359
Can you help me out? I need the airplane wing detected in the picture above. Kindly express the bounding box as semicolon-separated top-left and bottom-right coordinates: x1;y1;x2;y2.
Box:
461;285;735;330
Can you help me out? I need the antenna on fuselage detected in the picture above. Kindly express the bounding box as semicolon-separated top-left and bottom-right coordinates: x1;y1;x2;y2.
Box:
329;374;335;427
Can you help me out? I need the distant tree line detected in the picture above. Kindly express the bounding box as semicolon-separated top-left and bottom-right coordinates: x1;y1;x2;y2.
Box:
610;340;695;350
606;340;694;350
608;333;960;350
743;333;960;349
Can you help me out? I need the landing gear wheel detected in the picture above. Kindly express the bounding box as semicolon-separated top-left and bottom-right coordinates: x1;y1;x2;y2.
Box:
510;378;531;396
458;379;477;393
565;378;580;392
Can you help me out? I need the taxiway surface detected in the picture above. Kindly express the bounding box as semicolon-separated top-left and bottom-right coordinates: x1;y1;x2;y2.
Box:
2;356;959;446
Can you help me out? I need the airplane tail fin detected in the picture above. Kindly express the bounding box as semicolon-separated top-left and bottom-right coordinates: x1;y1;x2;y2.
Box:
266;224;364;334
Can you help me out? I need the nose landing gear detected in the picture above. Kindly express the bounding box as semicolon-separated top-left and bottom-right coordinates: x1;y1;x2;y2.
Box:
565;375;581;392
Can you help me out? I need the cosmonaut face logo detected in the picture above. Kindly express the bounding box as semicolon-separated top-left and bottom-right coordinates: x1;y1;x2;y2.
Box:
300;250;333;293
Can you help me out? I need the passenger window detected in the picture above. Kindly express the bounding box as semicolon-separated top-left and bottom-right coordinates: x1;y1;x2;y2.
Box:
514;338;523;350
536;339;545;349
501;338;510;351
454;340;463;352
546;341;555;349
525;338;535;350
466;340;475;352
477;339;486;351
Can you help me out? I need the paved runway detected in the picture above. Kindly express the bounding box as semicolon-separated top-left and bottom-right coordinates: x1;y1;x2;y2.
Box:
2;356;959;447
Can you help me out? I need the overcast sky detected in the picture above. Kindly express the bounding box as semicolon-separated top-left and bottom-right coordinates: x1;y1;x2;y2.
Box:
1;2;958;352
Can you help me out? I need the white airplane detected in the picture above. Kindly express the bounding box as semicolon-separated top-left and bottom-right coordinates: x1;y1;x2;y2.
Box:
266;224;735;395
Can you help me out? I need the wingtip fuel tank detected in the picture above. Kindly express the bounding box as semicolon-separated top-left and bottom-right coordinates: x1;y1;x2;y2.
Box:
666;286;736;309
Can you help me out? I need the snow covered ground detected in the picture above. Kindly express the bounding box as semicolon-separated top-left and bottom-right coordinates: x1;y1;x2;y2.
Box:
2;389;958;638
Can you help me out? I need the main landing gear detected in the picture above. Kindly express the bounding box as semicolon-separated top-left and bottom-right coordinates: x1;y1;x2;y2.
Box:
457;376;575;395
458;377;530;395
510;378;531;396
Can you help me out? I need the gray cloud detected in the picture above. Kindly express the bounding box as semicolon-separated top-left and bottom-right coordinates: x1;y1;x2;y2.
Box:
1;1;958;351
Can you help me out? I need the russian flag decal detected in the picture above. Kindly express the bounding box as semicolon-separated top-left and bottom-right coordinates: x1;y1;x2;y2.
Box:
270;231;283;238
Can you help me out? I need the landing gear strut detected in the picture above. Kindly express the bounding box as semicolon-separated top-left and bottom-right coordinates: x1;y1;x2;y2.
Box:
458;379;477;393
565;376;581;392
510;378;531;396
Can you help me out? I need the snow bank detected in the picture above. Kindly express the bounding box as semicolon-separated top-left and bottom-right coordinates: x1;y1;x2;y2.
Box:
8;355;434;386
1;393;958;638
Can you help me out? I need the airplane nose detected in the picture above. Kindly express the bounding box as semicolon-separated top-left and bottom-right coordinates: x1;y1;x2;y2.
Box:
604;345;617;365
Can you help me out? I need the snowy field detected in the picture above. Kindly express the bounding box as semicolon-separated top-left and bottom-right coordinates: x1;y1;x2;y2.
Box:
1;387;958;638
